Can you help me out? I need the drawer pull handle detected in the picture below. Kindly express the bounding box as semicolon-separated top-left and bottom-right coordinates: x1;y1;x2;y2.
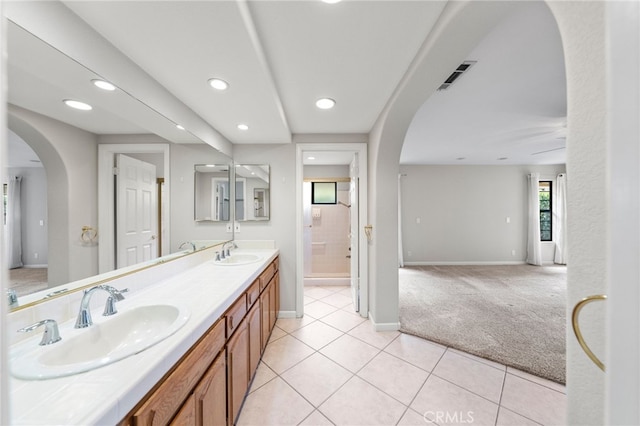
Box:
229;315;234;330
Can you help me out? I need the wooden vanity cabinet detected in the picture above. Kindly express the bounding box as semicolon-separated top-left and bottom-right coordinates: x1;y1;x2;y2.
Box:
121;256;279;426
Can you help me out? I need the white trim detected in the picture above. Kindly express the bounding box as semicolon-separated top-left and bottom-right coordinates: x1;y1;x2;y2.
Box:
277;310;297;319
369;314;400;332
296;143;368;318
404;261;527;266
98;144;170;274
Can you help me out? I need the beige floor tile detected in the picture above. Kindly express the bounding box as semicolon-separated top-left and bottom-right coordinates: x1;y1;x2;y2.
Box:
281;352;353;406
276;316;316;333
304;295;315;305
319;309;366;333
291;321;344;350
397;407;434;425
337;287;353;298
237;377;314;426
299;410;334;426
496;407;541;426
319;376;407;425
433;350;505;403
506;367;566;394
304;300;339;319
500;373;566;425
448;347;507;372
319;292;353;308
411;375;499;426
319;334;381;373
304;287;335;300
358;351;429;405
268;325;288;343
348;321;400;349
248;361;277;394
261;334;315;374
384;333;447;373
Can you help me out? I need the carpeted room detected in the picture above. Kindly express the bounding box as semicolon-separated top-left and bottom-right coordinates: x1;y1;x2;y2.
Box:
398;165;568;384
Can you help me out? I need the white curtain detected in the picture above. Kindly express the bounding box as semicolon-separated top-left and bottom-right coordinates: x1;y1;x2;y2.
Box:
6;176;23;269
398;174;404;267
554;173;567;264
526;173;542;265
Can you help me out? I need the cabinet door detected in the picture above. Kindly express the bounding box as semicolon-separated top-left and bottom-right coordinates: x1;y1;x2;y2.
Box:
260;285;271;353
269;276;277;331
170;394;196;426
195;351;227;426
247;301;261;376
227;321;249;426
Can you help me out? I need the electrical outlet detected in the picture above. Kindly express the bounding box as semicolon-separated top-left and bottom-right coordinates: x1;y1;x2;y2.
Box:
511;249;516;256
226;223;233;233
234;222;241;233
34;252;39;259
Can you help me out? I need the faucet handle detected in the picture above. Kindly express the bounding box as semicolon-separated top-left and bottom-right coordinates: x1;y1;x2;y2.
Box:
18;319;62;346
103;288;128;316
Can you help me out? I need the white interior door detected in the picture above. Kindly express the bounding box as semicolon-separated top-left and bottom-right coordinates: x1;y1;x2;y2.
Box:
350;154;360;312
303;182;312;276
116;154;157;268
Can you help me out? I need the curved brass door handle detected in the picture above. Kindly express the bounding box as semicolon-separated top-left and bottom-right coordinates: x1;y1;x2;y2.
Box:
571;294;607;371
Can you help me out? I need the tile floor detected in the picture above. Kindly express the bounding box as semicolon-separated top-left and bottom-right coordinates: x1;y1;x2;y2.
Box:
237;286;566;426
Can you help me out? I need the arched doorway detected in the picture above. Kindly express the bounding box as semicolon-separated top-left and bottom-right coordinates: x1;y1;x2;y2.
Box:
368;1;619;424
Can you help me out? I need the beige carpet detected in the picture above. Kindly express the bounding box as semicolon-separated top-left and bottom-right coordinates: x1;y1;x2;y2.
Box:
9;267;48;296
399;264;566;384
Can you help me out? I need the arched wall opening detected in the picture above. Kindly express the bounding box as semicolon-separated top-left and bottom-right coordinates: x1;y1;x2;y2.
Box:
368;1;609;424
8;111;70;287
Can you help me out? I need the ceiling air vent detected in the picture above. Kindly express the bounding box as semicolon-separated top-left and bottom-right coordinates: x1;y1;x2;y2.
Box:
438;60;477;91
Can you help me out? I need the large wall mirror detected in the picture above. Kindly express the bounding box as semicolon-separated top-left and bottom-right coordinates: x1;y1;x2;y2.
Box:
5;19;232;311
194;164;232;222
234;164;270;221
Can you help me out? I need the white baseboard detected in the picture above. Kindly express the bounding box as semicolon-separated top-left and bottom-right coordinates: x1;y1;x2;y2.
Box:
277;310;297;319
403;261;527;266
21;264;48;268
369;313;400;332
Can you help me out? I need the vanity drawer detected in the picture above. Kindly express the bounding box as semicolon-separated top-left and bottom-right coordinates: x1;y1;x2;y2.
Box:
132;318;225;425
246;279;260;308
259;262;276;291
226;294;247;337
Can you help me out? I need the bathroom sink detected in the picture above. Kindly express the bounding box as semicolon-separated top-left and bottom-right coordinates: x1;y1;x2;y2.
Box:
215;254;263;266
11;304;190;380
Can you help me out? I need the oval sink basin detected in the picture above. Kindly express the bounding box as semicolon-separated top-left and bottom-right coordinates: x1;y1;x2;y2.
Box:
11;304;190;380
215;254;263;266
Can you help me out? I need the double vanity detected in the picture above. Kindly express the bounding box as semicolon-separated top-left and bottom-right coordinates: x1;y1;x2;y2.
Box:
7;242;280;425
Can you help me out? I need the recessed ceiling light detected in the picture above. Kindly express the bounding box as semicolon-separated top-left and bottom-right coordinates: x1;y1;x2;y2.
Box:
63;99;92;111
322;0;342;3
498;157;508;161
91;79;116;91
456;157;466;160
307;156;316;160
176;124;185;130
316;98;336;110
237;124;249;131
208;78;229;91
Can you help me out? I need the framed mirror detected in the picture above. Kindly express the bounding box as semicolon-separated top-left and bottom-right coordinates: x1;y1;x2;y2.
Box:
194;164;232;222
234;164;270;221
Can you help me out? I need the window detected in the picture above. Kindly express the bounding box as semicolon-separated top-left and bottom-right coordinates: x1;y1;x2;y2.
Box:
539;181;552;241
311;182;337;204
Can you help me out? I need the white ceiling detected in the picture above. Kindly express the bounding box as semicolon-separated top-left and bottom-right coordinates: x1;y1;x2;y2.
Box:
6;1;565;166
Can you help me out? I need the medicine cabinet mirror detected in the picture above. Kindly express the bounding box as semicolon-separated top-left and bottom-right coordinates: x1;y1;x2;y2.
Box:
194;164;232;222
234;164;270;221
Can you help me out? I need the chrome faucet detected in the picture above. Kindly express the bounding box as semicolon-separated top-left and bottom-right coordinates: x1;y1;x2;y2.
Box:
7;288;18;308
18;319;62;345
179;241;196;252
220;241;236;259
75;285;128;328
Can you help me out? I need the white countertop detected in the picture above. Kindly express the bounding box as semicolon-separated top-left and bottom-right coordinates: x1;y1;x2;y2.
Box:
8;248;278;425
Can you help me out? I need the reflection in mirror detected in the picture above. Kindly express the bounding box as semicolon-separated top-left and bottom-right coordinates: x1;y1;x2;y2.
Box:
194;164;232;222
5;21;233;311
235;165;270;221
